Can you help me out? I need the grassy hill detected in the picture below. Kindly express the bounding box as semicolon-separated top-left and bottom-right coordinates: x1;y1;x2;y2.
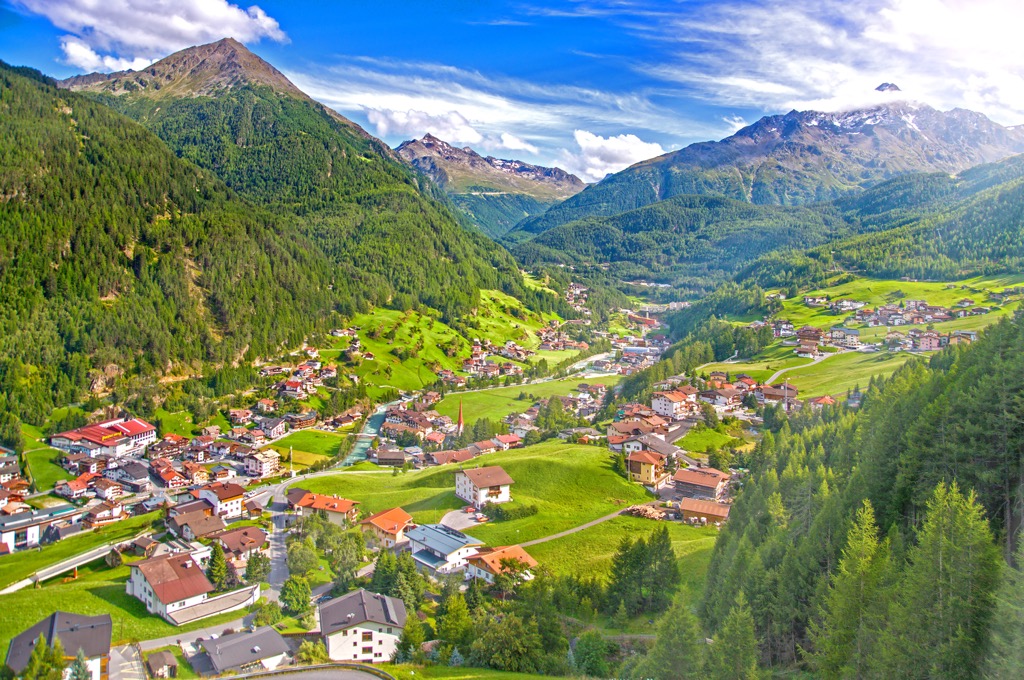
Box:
293;442;650;543
434;375;622;423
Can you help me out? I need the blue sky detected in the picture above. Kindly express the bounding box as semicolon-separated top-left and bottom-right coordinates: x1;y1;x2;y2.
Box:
3;0;1024;181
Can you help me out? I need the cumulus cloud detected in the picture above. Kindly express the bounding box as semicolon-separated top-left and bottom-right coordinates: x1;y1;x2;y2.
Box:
558;130;665;182
722;115;749;133
647;0;1024;124
366;109;484;144
15;0;287;71
491;132;539;155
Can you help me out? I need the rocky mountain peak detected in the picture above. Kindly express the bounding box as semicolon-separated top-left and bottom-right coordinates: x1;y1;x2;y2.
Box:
876;82;902;92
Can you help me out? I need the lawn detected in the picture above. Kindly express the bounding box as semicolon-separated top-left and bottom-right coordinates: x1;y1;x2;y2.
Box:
783;350;920;398
269;430;346;457
435;375;622;423
527;515;718;590
702;342;814;382
0;512;161;589
152;408;197;438
0;559;261;651
23;447;72;490
677;427;741;453
293;441;651;544
144;646;198;679
384;665;549;680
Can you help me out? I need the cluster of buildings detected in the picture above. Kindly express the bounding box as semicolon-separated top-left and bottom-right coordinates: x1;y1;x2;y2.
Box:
536;324;590;352
261;358;338;401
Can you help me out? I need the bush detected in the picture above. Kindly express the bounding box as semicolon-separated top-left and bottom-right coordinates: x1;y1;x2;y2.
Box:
488;504;539;522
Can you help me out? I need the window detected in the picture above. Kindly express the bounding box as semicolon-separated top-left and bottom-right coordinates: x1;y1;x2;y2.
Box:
361;632;372;642
342;630;348;636
386;627;392;634
362;647;373;654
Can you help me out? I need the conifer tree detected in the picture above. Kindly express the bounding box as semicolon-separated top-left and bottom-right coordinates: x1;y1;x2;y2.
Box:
707;591;759;680
808;500;890;679
208;542;228;591
634;595;705;680
68;649;90;680
985;537;1024;679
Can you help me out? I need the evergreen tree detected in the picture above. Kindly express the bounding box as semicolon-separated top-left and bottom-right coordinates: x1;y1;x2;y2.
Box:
468;613;544;673
707;592;759;680
395;619;426;663
245;552;271;583
208;542;228;590
448;647;464;667
436;594;473;650
808;500;890;679
877;483;1001;679
634;595;705;680
370;550;398;594
24;634;65;680
573;630;609;678
985;537;1024;679
68;649;90;680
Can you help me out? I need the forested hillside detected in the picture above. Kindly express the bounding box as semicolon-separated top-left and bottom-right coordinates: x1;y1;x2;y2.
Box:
0;61;338;426
699;314;1024;676
512;194;843;293
64;40;558;321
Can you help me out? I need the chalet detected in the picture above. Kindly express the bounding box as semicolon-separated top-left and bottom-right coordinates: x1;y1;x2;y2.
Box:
168;498;214;519
181;461;210;486
374;449;407;467
703;388;743;408
807;395;837;410
469;440;499;456
56;473;97;499
215;526;268;561
797;326;824;343
126;553;214;623
198;482;246;519
492;434;522;450
428;449;476;466
5;613;112;680
359;507;414;548
158;468;188;490
678;497;731;523
405;524;483;574
256;398;278;413
92;478;124;501
652;388;697;419
167;511;226;540
287;488;360;526
259;417;287;439
201;627;290;675
673;467;730;500
228;409;253;426
455;466;515;506
466;545;538;584
82;500;126;529
319;589;406;664
626;450;669;487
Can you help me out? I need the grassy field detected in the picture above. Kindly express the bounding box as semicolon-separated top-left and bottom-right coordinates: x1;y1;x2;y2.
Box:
23;447;71;490
781;350;920;398
702;343;813;382
435;375;622;423
0;513;161;589
0;558;260;652
677;427;741;453
527;515;718;591
264;429;349;470
385;665;549;680
152;408;197;438
293;442;650;543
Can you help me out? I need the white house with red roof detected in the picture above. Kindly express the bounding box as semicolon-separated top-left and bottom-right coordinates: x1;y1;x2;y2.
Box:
50;416;156;457
455;466;514;506
198;482;246;519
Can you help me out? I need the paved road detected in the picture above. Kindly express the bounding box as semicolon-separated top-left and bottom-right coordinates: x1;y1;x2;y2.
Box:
520;509;625;547
439;508;478;532
764;349;842;385
108;645;145;680
139;614;256;651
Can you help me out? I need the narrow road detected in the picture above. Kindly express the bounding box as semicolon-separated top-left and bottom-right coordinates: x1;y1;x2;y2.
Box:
764;349;842;385
520;509;625;547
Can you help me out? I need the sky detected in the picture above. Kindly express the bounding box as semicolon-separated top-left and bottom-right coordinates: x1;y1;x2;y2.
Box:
2;0;1024;181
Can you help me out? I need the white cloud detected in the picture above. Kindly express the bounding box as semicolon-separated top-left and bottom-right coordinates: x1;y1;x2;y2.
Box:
15;0;287;72
722;115;748;133
646;0;1024;125
491;133;539;155
558;130;665;182
366;109;483;144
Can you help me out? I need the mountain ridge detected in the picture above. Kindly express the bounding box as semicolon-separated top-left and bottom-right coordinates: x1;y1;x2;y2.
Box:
514;99;1024;236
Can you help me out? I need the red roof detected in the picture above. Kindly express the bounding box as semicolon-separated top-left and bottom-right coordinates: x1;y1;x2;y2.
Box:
627;451;664;466
672;467;729;489
495;434;521;444
360;507;413;535
295;492;359;514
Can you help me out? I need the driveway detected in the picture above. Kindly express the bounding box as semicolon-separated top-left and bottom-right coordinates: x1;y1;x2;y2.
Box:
439;508;478;532
108;645;145;680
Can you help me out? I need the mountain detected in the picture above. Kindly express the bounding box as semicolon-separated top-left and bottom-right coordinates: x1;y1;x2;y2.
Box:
59;39;556;322
396;134;584;237
514;99;1024;236
0;60;341;423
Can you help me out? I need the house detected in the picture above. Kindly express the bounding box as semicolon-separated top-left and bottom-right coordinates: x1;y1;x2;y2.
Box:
455;466;515;506
469;440;499;455
428;449;476;466
259;417;287;439
158;468;188;490
374;449;407;467
228;409;253;426
245;450;280;478
359;507;414;548
211;464;237;481
279;381;306;400
466;545;538;584
492;434;522;450
673;467;730;500
678;497;731;523
5;612;112;680
109;461;152;492
626;450;669;487
167;511;226;540
198;482;246;519
146;650;179;678
405;524;483;574
126;553;214;622
82;500;127;529
319;589;406;663
56;474;96;499
256;398;278;414
652;388;696;419
287;488;360;526
807;395;837;410
181;462;210;486
201;626;290;674
216;526;268;561
285;411;317;430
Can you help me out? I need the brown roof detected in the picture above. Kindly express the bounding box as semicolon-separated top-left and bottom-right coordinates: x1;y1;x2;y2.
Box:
168;511;226;537
201;481;245;501
626;451;664;466
467;545;537;575
216;527;267;555
432;449;475;465
678;497;731;519
461;466;515;488
360;507;413;536
672;467;729;489
133;553;214;604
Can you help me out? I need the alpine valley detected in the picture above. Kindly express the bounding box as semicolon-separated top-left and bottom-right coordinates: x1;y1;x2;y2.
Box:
2;24;1024;680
